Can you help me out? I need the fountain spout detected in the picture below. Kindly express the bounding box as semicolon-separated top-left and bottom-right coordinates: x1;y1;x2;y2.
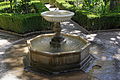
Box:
50;22;65;48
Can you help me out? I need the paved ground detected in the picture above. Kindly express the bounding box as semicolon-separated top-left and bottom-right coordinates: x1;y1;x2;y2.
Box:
0;4;120;80
63;21;120;80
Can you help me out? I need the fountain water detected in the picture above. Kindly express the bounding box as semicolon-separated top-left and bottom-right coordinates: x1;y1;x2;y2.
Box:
24;10;95;74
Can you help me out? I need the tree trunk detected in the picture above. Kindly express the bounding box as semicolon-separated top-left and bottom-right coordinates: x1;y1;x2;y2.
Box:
9;0;13;12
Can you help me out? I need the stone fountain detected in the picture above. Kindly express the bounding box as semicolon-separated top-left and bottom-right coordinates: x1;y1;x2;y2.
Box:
24;10;95;74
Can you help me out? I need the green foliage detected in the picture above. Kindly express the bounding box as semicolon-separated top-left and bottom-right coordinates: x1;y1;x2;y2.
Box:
73;12;120;30
55;0;120;30
110;0;120;12
33;2;48;13
82;0;110;14
12;2;39;14
40;0;49;3
0;1;10;6
0;2;52;33
49;0;56;5
0;5;10;11
56;0;110;15
22;0;31;2
0;0;4;2
3;0;32;13
55;0;74;10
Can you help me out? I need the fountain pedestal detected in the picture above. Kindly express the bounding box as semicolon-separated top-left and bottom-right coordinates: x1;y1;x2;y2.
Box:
50;22;65;48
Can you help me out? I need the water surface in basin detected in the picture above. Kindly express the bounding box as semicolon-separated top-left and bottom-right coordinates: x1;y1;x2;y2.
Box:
31;35;86;53
45;11;70;15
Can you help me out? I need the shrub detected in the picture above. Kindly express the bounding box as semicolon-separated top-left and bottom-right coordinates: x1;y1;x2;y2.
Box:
49;0;56;5
40;0;49;3
0;2;52;33
55;0;120;30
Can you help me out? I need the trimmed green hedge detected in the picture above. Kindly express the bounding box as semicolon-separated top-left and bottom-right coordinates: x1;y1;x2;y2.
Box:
55;0;120;30
0;2;52;33
40;0;49;3
73;11;120;30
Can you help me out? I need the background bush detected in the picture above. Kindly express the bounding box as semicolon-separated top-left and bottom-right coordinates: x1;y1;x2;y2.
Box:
0;1;52;33
55;0;120;30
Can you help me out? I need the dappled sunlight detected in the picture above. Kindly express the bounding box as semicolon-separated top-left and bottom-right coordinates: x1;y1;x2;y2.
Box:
1;73;21;80
101;56;107;61
1;58;21;63
4;44;28;59
109;36;120;45
0;3;119;79
61;21;76;28
0;39;11;46
0;55;24;80
96;31;120;44
113;54;120;60
19;71;93;80
86;34;97;41
22;47;29;53
61;29;68;33
90;45;100;55
118;49;120;54
11;47;29;54
69;23;74;26
117;36;120;39
0;39;12;51
0;52;5;55
110;38;116;41
62;21;70;24
0;39;27;80
70;30;81;34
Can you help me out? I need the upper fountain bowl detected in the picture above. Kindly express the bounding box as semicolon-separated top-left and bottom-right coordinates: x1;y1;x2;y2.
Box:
41;10;74;22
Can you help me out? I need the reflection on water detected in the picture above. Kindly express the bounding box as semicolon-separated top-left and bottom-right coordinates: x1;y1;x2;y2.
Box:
31;36;86;53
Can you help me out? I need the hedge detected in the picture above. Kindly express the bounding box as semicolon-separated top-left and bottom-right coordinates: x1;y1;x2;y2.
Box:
73;11;120;30
0;2;52;33
55;0;120;30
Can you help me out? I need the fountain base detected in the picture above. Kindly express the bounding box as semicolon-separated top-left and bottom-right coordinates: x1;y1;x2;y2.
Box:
24;54;95;75
24;34;96;75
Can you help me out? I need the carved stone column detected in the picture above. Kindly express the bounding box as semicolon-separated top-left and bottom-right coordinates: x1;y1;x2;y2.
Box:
50;22;64;48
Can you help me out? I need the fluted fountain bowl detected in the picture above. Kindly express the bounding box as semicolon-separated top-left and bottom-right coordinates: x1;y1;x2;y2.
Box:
41;10;74;22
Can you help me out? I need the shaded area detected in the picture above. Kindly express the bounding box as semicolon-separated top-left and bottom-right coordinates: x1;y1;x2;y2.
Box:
0;42;95;80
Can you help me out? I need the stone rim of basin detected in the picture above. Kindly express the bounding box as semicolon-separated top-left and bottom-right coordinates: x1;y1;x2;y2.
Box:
41;10;75;17
27;33;91;55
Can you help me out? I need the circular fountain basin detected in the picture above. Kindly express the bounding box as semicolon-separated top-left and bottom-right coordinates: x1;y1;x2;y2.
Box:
26;34;91;74
41;10;74;22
